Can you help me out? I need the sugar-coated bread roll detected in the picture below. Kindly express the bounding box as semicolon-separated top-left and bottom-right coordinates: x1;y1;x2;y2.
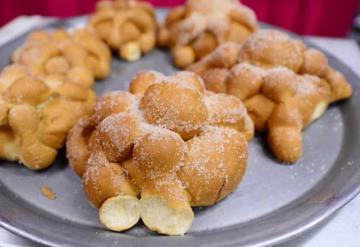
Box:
0;27;111;170
12;28;111;86
158;0;258;68
67;70;253;235
0;63;98;170
88;0;157;61
188;29;352;163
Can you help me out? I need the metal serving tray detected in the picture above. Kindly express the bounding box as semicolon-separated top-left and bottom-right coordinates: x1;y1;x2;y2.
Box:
0;16;359;247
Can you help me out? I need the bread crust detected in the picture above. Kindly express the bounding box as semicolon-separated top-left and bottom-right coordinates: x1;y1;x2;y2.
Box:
67;71;252;235
158;0;258;68
0;27;111;169
188;30;352;163
88;0;157;61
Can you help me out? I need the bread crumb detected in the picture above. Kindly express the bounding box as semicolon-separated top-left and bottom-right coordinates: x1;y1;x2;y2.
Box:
41;186;56;200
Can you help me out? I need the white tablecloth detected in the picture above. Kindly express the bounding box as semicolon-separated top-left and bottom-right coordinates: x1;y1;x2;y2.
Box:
0;16;360;247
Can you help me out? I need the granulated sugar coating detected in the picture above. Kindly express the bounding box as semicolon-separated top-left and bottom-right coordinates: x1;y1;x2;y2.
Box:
240;30;305;72
188;28;352;163
158;0;258;68
178;126;247;206
66;70;253;235
205;94;246;120
140;79;209;139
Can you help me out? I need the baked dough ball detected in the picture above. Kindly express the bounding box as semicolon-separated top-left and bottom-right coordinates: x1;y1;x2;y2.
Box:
67;70;253;235
188;30;352;163
12;28;111;87
140;81;208;140
88;0;157;61
158;0;258;68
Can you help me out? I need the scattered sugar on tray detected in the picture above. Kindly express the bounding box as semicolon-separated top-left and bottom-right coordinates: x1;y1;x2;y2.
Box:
320;164;326;172
290;174;296;180
332;115;344;132
41;185;56;200
347;161;354;166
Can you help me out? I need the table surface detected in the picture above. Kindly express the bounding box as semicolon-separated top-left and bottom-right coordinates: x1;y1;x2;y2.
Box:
0;16;360;247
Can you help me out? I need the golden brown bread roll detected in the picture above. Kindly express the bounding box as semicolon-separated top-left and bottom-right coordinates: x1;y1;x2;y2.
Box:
158;0;258;68
0;63;97;170
0;26;111;170
67;70;253;235
88;0;157;61
12;28;111;87
188;30;352;163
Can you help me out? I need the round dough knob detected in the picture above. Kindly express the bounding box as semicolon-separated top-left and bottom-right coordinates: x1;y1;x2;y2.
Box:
178;127;247;206
140;82;208;139
133;127;186;175
97;112;140;163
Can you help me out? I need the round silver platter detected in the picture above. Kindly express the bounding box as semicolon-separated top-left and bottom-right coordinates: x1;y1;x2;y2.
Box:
0;16;359;247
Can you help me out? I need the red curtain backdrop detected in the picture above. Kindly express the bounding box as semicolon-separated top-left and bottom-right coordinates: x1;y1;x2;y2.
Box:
241;0;359;37
0;0;358;37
